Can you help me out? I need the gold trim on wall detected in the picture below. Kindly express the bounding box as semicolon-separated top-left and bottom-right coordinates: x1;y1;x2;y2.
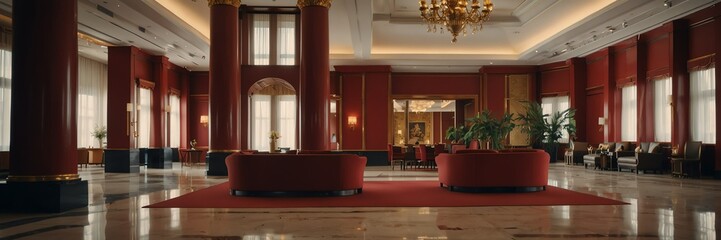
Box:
339;74;343;149
387;74;392;145
361;73;366;150
207;149;241;153
7;174;80;182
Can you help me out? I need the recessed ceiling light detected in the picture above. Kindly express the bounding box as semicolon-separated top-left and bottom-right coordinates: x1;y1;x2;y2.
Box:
535;50;538;53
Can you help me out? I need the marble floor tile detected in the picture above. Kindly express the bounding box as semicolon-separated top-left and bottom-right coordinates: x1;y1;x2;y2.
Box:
1;163;719;239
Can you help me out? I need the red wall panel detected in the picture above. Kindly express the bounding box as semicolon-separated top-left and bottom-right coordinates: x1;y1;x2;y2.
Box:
188;72;209;148
392;73;479;95
645;34;670;76
539;67;570;95
188;96;209;147
341;74;363;150
585;93;605;145
364;72;390;150
688;12;718;60
485;73;505;117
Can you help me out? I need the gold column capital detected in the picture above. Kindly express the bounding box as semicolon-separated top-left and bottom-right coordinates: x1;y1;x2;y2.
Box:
297;0;332;8
208;0;241;8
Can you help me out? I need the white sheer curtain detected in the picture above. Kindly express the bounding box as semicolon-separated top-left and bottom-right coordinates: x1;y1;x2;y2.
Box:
138;88;152;148
541;96;570;143
252;14;270;65
0;28;11;151
654;77;672;142
77;56;108;148
276;95;296;149
0;49;10;151
621;85;637;141
251;95;271;151
690;67;716;143
169;94;180;148
277;14;296;66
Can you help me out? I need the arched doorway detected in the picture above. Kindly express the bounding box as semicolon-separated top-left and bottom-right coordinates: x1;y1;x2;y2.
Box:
248;78;297;151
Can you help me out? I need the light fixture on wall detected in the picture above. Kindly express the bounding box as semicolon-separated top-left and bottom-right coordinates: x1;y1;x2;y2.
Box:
200;115;209;127
667;94;673;106
165;104;171;113
348;116;358;130
598;117;606;126
419;0;493;43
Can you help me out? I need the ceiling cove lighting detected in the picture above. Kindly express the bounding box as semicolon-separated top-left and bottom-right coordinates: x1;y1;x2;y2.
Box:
419;0;493;43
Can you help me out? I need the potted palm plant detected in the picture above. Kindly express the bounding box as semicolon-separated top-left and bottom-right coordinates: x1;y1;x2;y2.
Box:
516;101;547;149
517;101;576;161
462;110;516;150
445;125;467;144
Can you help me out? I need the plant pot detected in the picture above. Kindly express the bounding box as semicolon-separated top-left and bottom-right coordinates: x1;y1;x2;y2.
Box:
544;143;559;162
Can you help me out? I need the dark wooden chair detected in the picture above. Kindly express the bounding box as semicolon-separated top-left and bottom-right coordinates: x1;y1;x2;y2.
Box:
671;141;702;178
387;144;405;170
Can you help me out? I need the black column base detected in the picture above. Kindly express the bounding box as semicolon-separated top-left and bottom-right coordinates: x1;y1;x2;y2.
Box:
104;149;140;173
146;148;172;169
0;180;88;213
207;152;230;176
715;171;721;179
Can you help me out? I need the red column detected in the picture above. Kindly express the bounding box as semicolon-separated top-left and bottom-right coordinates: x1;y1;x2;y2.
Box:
299;0;332;150
208;0;241;152
9;0;79;182
5;0;87;212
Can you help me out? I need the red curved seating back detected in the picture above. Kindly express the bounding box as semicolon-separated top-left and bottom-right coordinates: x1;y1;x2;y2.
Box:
436;150;549;188
225;153;366;192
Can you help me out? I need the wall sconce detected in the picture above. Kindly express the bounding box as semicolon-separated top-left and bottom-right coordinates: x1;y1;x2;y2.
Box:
667;95;673;106
598;117;606;126
165;104;171;113
200;115;209;127
348;116;357;130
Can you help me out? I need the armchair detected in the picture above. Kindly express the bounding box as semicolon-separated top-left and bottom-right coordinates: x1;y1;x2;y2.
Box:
583;142;615;170
618;142;666;174
570;141;588;165
671;141;702;178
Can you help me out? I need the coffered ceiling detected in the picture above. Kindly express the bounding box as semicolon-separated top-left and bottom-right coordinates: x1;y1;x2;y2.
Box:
0;0;717;72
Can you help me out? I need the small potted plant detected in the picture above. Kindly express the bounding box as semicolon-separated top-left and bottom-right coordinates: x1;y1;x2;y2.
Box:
91;125;107;148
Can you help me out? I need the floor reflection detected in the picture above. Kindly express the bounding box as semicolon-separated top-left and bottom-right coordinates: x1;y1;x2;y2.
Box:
0;164;720;239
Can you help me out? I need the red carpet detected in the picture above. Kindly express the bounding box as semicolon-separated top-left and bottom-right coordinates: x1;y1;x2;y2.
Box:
145;181;627;208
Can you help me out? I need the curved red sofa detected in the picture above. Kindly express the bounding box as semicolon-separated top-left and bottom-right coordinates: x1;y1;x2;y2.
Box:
435;149;549;192
225;153;367;196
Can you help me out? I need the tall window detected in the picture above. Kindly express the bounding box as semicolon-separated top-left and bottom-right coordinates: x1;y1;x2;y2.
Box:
138;88;152;148
277;95;296;149
251;14;270;65
250;13;297;66
654;77;672;142
251;95;271;151
0;49;10;151
77;56;108;148
690;67;716;143
621;85;637;141
541;96;570;143
276;14;296;65
169;94;180;148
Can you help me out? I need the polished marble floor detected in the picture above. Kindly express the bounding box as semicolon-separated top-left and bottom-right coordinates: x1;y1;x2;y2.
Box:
0;163;720;239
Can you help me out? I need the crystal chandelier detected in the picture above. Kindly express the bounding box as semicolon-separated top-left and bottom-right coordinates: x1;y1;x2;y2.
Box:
408;100;436;113
419;0;493;43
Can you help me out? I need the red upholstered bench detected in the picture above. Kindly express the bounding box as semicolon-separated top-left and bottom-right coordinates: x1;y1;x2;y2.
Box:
435;149;549;193
225;153;367;197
